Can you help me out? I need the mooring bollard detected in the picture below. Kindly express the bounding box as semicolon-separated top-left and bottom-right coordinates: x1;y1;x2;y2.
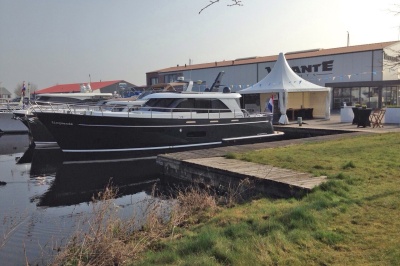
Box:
297;117;302;126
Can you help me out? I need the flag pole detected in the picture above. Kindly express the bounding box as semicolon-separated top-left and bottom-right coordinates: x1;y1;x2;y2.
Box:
19;81;26;107
28;82;31;105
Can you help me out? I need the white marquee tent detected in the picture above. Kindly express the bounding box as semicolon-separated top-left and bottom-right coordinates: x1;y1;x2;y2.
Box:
239;53;331;124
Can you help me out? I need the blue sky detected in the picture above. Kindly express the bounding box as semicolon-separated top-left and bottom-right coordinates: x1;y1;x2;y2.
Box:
1;0;399;93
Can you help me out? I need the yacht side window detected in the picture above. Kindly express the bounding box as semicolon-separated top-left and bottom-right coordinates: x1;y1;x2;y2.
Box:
140;98;176;112
194;99;211;113
174;98;195;112
210;99;230;113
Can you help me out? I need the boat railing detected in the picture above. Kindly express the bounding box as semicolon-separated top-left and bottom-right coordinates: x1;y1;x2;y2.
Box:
30;101;104;114
0;102;24;113
130;107;245;119
31;102;256;119
241;109;251;117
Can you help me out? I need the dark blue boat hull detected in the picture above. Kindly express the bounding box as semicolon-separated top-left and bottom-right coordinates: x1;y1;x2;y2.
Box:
35;112;276;156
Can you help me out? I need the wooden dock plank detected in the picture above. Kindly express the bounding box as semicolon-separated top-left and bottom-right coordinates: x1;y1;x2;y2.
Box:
184;157;327;190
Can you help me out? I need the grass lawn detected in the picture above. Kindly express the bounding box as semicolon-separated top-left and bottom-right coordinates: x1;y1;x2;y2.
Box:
137;132;400;265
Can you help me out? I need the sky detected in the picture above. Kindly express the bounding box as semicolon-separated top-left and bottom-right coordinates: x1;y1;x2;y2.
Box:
1;0;399;94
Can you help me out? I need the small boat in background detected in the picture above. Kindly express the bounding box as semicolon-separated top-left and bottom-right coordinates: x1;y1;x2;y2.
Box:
13;92;114;147
13;71;226;146
0;99;28;134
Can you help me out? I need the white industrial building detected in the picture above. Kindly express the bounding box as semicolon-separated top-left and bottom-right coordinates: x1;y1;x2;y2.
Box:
146;41;400;111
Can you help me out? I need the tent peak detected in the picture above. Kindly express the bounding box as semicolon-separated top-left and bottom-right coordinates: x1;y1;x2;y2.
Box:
239;52;329;94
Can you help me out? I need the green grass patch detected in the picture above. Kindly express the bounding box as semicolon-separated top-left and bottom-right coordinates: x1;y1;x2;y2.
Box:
224;152;237;159
342;160;356;169
133;133;400;265
313;230;344;245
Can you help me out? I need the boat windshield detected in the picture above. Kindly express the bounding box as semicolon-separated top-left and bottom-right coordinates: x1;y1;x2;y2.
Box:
136;91;154;100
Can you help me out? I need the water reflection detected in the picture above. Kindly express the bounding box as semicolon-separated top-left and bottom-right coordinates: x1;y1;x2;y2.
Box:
1;135;166;265
17;146;61;175
0;133;30;155
16;146;161;207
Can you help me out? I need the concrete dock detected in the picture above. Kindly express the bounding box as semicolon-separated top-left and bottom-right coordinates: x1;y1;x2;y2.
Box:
156;112;400;198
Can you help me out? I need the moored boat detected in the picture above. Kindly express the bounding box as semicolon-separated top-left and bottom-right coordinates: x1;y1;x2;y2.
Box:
0;99;29;134
34;91;282;157
13;92;114;147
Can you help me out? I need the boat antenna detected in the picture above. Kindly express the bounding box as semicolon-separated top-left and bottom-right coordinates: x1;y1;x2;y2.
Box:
209;71;225;92
189;59;192;80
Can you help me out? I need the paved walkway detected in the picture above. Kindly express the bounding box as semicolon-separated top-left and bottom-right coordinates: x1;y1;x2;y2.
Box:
278;111;400;133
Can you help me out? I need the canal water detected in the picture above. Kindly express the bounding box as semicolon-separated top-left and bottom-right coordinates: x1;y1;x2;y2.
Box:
0;134;164;265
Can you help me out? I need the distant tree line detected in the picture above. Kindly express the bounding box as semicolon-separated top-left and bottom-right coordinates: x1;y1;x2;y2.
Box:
13;82;38;98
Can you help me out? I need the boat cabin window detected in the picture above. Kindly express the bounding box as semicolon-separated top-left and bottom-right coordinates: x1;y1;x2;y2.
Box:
141;98;230;113
211;99;230;112
141;98;176;111
194;99;230;113
170;98;194;112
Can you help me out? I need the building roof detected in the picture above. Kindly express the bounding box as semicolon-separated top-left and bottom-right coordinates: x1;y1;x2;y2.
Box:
0;87;12;96
36;80;126;94
151;41;398;74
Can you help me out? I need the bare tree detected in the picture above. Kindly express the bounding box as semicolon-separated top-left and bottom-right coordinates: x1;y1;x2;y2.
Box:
13;82;37;97
13;82;24;97
30;83;38;95
389;4;400;16
384;5;400;70
199;0;243;14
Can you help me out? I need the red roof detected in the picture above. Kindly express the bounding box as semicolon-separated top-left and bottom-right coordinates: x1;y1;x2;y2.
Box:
35;80;124;94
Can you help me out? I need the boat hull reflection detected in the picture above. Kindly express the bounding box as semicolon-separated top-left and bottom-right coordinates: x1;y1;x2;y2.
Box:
26;148;161;207
0;134;30;155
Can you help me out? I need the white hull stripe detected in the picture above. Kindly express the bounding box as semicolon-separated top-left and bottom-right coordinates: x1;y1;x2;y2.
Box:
78;120;268;128
34;142;59;149
35;141;58;145
63;156;158;165
62;141;223;153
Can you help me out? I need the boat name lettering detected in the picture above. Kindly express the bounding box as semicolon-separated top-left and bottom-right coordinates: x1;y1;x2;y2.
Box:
51;121;73;126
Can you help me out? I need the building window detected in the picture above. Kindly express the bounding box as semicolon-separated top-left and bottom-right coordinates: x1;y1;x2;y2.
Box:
333;86;400;109
351;87;360;105
150;77;158;85
342;88;351;106
369;87;379;109
164;74;178;83
333;88;352;108
382;86;399;107
360;87;369;106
